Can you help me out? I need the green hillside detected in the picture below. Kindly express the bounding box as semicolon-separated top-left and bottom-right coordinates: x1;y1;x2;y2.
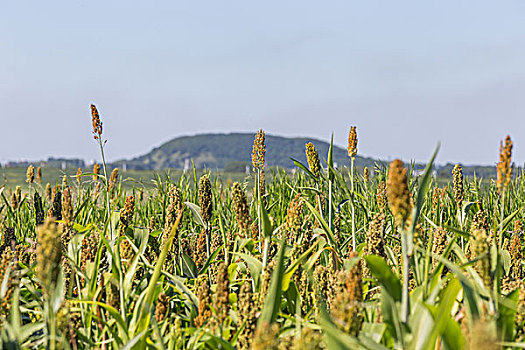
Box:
112;133;379;170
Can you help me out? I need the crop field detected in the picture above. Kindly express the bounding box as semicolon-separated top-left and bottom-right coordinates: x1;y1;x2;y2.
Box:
0;107;524;349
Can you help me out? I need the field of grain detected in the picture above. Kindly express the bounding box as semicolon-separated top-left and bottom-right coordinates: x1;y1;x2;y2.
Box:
0;106;523;349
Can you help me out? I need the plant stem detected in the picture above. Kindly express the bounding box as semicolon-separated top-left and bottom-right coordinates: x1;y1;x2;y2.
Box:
351;157;356;251
401;226;410;324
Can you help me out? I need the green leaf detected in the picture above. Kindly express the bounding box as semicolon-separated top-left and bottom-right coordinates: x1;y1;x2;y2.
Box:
198;245;223;275
422;278;466;350
365;255;401;302
257;237;286;326
497;289;518;342
260;195;273;239
290;157;317;180
181;253;198;278
233;252;262;289
134;207;184;336
303;199;338;250
185;201;205;226
408;143;439;254
327;133;334;181
282;240;319;291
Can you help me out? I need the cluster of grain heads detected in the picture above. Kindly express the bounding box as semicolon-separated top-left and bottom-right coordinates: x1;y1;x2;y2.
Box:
362;213;386;278
36;166;42;184
48;186;62;220
26;164;34;184
305;142;321;180
496;135;513;194
119;195;135;265
237;281;259;349
431;227;447;270
347;126;358;159
0;240;18;317
452;164;464;207
91;104;103;139
251;129;266;171
36;218;63;295
92;163;100;182
252;322;280;350
387;159;411;228
161;184;182;271
108;168;119;195
231;182;251;238
332;252;363;336
470;227;491;290
194;274;212;327
376;180;387;212
34;191;45;225
211;262;230;330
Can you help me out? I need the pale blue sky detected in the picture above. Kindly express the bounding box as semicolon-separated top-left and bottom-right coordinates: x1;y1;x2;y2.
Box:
1;1;525;165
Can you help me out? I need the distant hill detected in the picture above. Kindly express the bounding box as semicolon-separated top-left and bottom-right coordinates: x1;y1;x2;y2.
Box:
111;133;379;170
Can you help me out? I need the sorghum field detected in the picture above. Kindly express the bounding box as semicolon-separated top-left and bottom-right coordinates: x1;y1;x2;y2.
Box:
0;106;524;349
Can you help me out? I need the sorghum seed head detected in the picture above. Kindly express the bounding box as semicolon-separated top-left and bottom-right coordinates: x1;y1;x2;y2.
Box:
76;168;82;184
62;175;68;190
214;262;230;326
36;218;63;294
93;163;100;182
231;182;251;237
363;166;369;182
26;165;34;184
49;188;62;220
376;181;387;212
452;164;464;206
45;183;52;202
198;175;213;223
470;228;491;290
119;195;135;235
108;168;119;192
62;187;73;228
91;104;103;139
305;142;321;179
36;166;42;183
515;219;523;233
251;129;266;170
332;252;363;336
432;227;447;269
155;292;170;323
497;135;513;194
387;159;411;227
194;274;212;327
347;126;358;158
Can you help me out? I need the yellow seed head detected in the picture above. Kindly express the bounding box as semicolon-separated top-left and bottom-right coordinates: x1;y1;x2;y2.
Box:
36;166;42;184
36;218;63;294
387;159;411;227
76;168;82;184
62;187;73;228
91;104;103;139
231;182;251;237
305;142;321;179
251;129;266;170
93;163;100;182
452;164;464;206
198;175;213;223
108;168;119;192
496;135;513;194
26;165;35;184
347;126;358;158
376;181;387;211
45;183;52;202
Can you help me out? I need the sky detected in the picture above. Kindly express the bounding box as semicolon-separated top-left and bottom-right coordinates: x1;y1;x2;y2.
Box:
1;1;525;166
